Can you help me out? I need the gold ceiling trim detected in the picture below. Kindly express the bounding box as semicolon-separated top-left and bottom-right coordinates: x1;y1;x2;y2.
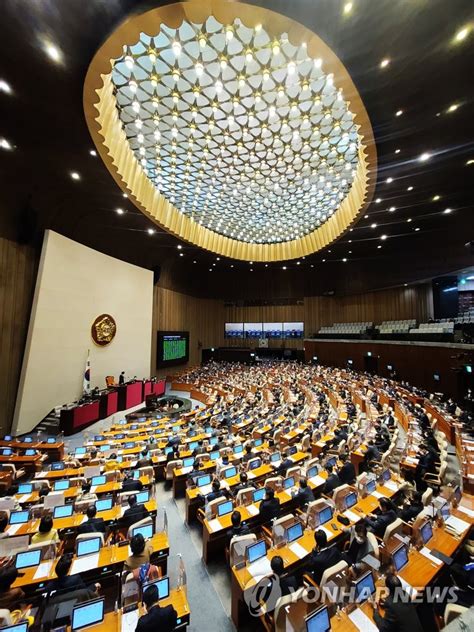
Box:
83;0;377;261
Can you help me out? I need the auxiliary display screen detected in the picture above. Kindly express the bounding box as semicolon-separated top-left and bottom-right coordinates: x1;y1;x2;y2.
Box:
157;331;189;367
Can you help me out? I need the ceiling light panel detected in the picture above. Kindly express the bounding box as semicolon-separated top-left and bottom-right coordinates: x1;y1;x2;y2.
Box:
110;17;360;245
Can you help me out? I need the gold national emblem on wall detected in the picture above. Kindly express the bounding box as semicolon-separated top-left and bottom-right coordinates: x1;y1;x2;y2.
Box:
91;314;117;346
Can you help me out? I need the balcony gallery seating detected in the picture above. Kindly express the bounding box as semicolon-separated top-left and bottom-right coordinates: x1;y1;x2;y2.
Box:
318;322;372;337
409;321;454;335
378;319;416;335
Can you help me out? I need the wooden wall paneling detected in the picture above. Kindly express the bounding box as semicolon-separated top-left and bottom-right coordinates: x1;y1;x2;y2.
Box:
0;238;38;433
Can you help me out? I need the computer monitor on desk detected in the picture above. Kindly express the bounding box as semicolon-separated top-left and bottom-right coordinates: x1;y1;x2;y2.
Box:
392;543;409;572
246;539;267;564
305;605;330;632
317;505;333;526
71;598;105;631
354;571;376;603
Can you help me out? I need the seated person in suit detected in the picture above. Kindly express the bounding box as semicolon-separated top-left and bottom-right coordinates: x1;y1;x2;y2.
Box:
77;504;106;534
122;473;144;493
306;529;343;585
136;450;153;469
398;491;424;523
121;494;150;528
0;567;26;610
322;465;341;496
366;498;398;539
226;510;250;546
291;478;314;508
362;440;381;471
259;486;280;524
337;454;356;485
270;555;298;597
274;452;293;476
242;445;255;463
78;482;98;502
31;515;59;544
371;573;424;632
201;479;227;504
344;521;377;572
0;512;8;538
46;554;100;596
124;533;154;571
136;583;178;632
232;472;254;496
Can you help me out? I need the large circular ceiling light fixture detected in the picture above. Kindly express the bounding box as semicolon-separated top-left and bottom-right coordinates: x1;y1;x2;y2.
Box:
84;1;376;261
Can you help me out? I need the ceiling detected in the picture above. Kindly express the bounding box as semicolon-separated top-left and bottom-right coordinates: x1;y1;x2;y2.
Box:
0;0;473;298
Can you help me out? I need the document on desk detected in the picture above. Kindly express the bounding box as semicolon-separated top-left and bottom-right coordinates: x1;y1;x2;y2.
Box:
309;475;325;487
371;491;384;499
343;509;362;523
246;504;259;516
248;557;272;579
349;608;378;632
207;518;221;533
70;553;100;575
18;494;31;504
288;542;308;560
33;561;54;580
445;515;470;535
247;472;256;479
420;547;442;566
319;526;333;539
6;524;22;536
384;480;399;492
121;609;139;632
457;505;474;519
199;484;213;496
180;466;192;475
399;576;417;598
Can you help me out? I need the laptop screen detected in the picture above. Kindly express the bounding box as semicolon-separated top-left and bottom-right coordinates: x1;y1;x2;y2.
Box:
355;571;376;602
16;549;41;569
392;544;409;571
132;524;153;540
253;488;266;503
124;442;134;449
9;511;29;524
286;522;303;543
306;466;318;478
247;540;266;564
24;449;36;456
54;480;70;491
18;484;33;494
0;624;28;632
248;459;260;470
217;501;233;517
99;445;111;452
288;446;297;456
2;449;12;456
136;490;150;504
210;437;219;446
420;521;433;544
366;479;377;494
224;467;237;479
318;506;333;526
305;605;330;632
75;447;87;455
77;537;101;557
270;452;281;463
382;469;391;482
71;598;105;631
233;445;243;454
345;492;358;509
54;504;74;519
95;498;113;512
183;457;195;468
283;477;295;490
197;475;211;488
51;462;65;471
91;476;106;486
254;439;263;447
47;437;56;444
209;451;220;461
23;437;33;443
189;442;198;451
326;457;336;468
145;576;170;601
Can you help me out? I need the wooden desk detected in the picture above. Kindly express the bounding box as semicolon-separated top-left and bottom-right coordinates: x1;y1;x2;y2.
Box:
0;454;42;474
0;441;64;461
13;533;169;592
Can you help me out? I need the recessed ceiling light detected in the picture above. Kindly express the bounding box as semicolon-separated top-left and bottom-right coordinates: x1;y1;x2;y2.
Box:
147;228;155;235
250;268;253;272
0;79;12;94
377;245;382;249
230;264;234;268
395;149;400;154
381;234;387;240
282;266;287;270
193;260;197;264
43;41;62;64
415;227;420;231
212;263;216;267
70;171;80;180
342;258;347;262
209;268;212;271
122;193;128;198
343;2;353;15
296;261;301;265
407;186;413;191
395;109;403;117
265;264;268;267
89;149;97;156
432;195;440;201
375;198;382;203
443;208;452;214
419;152;431;162
216;256;220;259
0;138;12;150
404;283;408;287
310;264;314;268
454;26;470;43
447;103;459;113
322;259;326;262
177;245;182;249
179;253;184;257
386;177;393;183
407;218;412;223
371;223;377;228
466;159;474;166
364;214;369;219
389;206;396;212
380;58;390;68
116;208;124;215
